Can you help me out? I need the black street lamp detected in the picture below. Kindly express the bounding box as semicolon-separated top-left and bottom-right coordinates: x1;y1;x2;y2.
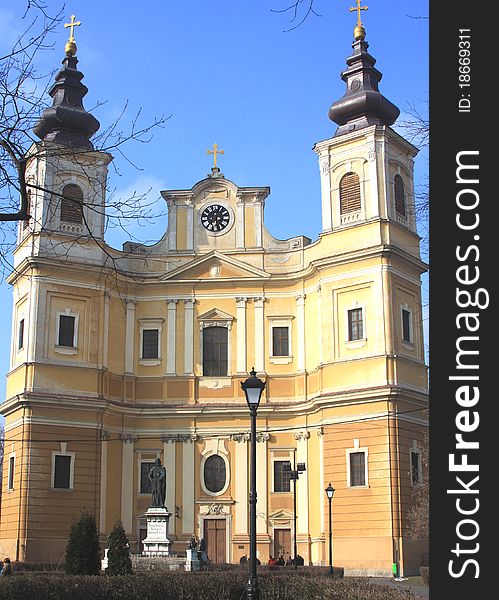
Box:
285;454;306;569
325;482;335;575
241;368;266;600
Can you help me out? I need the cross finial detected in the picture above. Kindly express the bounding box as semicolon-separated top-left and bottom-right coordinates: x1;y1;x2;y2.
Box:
64;14;81;41
349;0;368;26
207;143;225;173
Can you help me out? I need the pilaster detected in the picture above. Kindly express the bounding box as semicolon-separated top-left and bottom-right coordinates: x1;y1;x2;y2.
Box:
235;297;247;374
124;300;136;374
166;299;177;376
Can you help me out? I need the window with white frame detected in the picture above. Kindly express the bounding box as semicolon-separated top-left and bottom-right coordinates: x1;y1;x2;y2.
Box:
8;454;15;490
56;309;79;354
401;305;413;344
410;448;422;485
18;318;25;350
202;454;228;495
347;307;364;341
52;450;75;489
346;444;368;487
273;460;291;493
139;318;164;365
268;316;293;363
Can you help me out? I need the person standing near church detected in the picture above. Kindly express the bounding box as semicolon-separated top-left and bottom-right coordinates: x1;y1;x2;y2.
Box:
0;558;12;576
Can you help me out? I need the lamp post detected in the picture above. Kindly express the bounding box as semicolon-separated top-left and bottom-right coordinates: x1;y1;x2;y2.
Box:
325;482;335;575
241;368;266;600
285;453;306;569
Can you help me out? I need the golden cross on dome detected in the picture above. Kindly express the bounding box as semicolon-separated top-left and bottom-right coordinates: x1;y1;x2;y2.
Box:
64;14;81;41
207;143;225;170
349;0;368;26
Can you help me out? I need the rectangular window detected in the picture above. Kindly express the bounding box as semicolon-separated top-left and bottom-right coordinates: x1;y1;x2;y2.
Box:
58;315;76;347
18;318;25;350
53;454;72;489
402;309;412;343
8;456;15;490
411;450;421;485
349;451;366;487
142;329;159;359
273;460;291;492
140;461;155;494
203;326;228;376
272;327;289;357
348;308;364;341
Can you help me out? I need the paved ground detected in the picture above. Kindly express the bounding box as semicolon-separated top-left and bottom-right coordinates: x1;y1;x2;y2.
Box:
368;577;429;600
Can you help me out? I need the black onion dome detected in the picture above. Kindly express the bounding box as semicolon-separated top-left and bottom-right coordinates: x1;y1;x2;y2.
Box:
328;36;399;137
33;53;100;149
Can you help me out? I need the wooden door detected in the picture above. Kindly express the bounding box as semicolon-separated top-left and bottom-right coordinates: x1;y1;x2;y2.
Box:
204;518;226;564
274;528;291;561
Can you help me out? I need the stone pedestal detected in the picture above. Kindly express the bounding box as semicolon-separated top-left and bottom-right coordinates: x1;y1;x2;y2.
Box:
185;548;201;572
142;507;172;557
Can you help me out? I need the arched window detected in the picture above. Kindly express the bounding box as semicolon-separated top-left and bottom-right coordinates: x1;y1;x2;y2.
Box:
203;455;226;494
339;172;361;214
60;184;83;224
203;326;228;376
394;175;406;216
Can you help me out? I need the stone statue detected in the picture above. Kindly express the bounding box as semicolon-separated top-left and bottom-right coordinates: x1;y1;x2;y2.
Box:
148;457;166;507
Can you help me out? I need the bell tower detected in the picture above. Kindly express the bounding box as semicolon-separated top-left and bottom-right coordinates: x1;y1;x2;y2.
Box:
314;13;419;247
17;16;112;260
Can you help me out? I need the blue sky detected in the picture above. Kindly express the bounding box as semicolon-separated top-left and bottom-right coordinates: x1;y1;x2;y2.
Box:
0;0;428;404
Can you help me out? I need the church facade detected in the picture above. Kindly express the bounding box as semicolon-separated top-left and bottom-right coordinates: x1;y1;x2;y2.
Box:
0;17;428;576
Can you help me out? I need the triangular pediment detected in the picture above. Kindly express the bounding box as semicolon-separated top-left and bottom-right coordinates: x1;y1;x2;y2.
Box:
197;308;234;322
161;251;270;281
269;509;294;521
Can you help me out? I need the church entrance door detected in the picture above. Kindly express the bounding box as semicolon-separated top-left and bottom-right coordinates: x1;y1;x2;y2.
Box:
274;528;291;561
204;518;226;564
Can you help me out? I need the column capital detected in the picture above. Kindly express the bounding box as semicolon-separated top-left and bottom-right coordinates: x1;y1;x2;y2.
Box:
253;296;266;307
120;433;137;444
100;430;111;441
295;294;306;304
256;432;270;443
166;298;178;307
231;432;251;443
125;299;137;307
235;296;248;306
183;298;196;306
294;430;310;441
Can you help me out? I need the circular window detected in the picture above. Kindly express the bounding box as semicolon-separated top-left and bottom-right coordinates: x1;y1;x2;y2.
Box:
203;455;226;494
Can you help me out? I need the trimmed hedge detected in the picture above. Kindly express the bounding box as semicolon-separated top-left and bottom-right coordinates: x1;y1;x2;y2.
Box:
0;572;419;600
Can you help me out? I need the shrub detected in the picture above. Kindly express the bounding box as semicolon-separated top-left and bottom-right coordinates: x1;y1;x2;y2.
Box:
0;572;420;600
106;522;132;576
64;511;101;575
420;566;429;585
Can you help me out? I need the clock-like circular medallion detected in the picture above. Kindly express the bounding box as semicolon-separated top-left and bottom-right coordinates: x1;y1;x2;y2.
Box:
200;204;231;233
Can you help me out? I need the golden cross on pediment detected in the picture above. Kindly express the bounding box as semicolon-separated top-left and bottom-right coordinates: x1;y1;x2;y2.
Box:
207;143;225;170
349;0;368;26
64;14;81;41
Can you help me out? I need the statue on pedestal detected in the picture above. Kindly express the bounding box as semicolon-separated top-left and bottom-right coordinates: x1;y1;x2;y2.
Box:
148;457;166;507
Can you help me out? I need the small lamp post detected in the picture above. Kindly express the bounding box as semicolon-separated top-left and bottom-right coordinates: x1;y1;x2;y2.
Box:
285;455;306;569
241;368;266;600
325;482;335;575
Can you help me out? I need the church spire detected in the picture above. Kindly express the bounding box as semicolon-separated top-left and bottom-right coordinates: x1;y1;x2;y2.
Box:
33;15;100;149
328;7;399;137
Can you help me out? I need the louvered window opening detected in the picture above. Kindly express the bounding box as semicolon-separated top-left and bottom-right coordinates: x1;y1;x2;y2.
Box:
411;451;421;485
204;455;226;493
142;329;159;359
272;326;289;357
61;184;83;224
203;326;228;376
402;309;411;342
23;191;31;230
340;172;361;214
394;175;406;216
